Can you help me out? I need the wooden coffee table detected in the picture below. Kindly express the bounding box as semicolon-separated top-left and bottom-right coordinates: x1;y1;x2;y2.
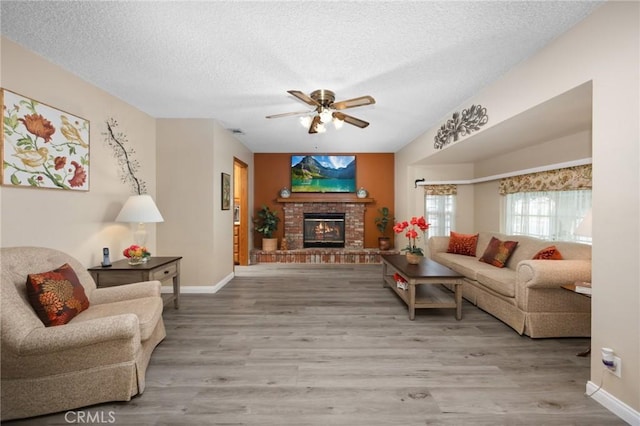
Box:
381;254;464;320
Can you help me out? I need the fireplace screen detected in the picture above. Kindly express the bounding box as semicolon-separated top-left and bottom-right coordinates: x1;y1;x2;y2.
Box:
303;213;345;248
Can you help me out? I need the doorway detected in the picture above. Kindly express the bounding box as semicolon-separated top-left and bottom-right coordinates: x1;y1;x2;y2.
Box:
233;158;249;265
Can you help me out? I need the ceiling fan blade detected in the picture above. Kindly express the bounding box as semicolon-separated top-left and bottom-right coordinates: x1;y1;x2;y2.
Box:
308;115;322;134
332;95;375;110
288;90;321;107
266;110;313;119
333;112;369;128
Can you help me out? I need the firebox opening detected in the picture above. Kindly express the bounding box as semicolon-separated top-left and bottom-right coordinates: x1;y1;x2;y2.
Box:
303;213;345;248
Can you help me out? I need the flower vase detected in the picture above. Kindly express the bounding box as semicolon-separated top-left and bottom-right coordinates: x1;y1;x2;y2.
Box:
128;257;143;266
406;252;423;265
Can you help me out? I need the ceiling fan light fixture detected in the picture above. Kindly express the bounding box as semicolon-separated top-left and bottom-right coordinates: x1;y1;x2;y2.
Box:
299;115;312;128
269;89;375;133
319;108;333;124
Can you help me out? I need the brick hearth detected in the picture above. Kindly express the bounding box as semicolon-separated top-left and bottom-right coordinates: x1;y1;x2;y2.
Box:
250;248;397;264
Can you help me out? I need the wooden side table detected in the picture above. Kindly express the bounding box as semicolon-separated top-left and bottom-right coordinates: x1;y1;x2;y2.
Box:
88;256;182;309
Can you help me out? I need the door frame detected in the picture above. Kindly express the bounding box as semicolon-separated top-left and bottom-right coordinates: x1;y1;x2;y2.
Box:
233;158;249;266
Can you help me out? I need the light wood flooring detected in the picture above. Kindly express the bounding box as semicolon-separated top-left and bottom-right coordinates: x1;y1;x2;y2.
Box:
5;264;624;425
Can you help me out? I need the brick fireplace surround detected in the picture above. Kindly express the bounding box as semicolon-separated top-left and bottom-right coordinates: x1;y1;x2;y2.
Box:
250;197;398;264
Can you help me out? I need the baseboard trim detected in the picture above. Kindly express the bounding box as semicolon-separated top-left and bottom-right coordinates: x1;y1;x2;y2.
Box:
586;381;640;425
161;272;235;295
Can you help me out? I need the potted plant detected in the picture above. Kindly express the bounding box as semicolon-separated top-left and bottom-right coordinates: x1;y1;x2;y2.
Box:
374;207;393;250
254;204;280;252
393;216;430;264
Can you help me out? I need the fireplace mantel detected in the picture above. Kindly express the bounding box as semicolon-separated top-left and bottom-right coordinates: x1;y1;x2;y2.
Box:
277;196;374;204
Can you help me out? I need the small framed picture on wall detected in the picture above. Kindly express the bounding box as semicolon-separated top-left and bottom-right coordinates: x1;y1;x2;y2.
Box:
221;172;231;210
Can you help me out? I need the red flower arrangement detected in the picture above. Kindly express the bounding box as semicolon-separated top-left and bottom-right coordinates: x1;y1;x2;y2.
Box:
393;216;430;255
122;244;150;259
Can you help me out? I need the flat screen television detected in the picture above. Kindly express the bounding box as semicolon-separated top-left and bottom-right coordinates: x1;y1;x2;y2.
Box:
290;155;356;193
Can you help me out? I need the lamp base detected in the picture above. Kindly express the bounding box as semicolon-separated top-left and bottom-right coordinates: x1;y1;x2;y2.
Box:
132;222;148;247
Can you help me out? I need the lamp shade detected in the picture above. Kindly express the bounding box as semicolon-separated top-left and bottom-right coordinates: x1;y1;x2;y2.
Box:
575;208;592;237
115;195;164;223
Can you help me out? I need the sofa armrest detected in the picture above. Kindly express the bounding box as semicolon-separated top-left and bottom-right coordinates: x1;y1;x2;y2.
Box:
2;315;141;380
91;280;161;305
427;236;450;258
18;314;140;356
516;260;592;289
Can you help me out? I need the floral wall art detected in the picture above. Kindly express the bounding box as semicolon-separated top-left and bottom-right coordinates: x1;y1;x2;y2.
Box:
1;89;89;190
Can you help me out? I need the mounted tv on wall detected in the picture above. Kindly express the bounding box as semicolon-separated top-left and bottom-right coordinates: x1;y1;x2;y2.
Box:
291;155;356;193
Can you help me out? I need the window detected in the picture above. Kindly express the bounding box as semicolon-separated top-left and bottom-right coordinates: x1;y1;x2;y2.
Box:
425;194;456;237
504;190;591;243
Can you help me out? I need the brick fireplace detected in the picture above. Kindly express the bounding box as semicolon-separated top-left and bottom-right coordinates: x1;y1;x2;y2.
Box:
283;201;365;249
250;196;397;264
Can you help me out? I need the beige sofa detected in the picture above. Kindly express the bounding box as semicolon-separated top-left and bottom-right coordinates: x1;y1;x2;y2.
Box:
427;232;592;338
1;247;166;421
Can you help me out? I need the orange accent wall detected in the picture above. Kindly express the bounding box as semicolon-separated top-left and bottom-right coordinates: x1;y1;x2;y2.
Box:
253;153;395;248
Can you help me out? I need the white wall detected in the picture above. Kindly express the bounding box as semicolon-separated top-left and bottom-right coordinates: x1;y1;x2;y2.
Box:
0;37;158;266
395;1;639;415
156;119;252;287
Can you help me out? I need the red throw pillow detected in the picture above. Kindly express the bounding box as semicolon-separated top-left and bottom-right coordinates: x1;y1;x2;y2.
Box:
479;237;519;268
533;245;564;260
26;263;90;327
446;231;479;257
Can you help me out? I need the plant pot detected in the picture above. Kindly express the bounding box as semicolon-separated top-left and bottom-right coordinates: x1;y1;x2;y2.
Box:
378;237;391;251
405;252;423;265
262;237;278;252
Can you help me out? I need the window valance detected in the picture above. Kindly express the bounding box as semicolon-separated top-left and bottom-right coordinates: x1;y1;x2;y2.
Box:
424;184;458;196
499;164;592;195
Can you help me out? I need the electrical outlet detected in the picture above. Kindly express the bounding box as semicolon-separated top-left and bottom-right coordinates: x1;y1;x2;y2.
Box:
610;356;622;378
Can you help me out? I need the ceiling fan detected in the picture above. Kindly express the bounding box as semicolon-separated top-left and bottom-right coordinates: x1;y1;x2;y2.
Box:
266;89;375;134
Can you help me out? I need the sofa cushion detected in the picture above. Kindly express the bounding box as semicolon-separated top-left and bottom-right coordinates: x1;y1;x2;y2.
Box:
533;245;564;260
71;296;163;341
432;252;497;281
26;263;90;326
479;237;519;268
446;232;479;256
476;268;517;297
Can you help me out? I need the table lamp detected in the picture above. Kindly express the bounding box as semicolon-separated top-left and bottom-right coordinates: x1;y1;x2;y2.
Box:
575;208;592;238
115;194;164;246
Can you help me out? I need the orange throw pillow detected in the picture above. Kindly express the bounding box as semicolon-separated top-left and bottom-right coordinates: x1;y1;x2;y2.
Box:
26;263;90;327
446;231;479;257
479;237;519;268
533;245;564;260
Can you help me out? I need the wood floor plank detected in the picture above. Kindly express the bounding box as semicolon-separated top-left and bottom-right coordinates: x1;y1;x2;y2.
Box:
3;264;624;425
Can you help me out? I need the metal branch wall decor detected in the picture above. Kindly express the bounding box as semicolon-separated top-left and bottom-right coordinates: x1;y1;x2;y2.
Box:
103;118;147;195
433;104;489;150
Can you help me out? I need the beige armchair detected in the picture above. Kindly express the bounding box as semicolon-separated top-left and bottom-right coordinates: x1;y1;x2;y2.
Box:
1;246;166;421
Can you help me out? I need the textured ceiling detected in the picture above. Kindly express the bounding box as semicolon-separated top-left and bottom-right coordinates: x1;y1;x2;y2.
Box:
0;1;602;153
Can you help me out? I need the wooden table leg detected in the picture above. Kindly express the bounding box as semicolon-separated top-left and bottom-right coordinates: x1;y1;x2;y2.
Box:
454;280;462;320
409;281;416;320
173;275;180;309
382;262;389;288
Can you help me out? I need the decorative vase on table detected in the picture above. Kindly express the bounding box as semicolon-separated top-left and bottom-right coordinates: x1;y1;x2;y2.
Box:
123;244;150;266
405;252;423;265
128;256;144;266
